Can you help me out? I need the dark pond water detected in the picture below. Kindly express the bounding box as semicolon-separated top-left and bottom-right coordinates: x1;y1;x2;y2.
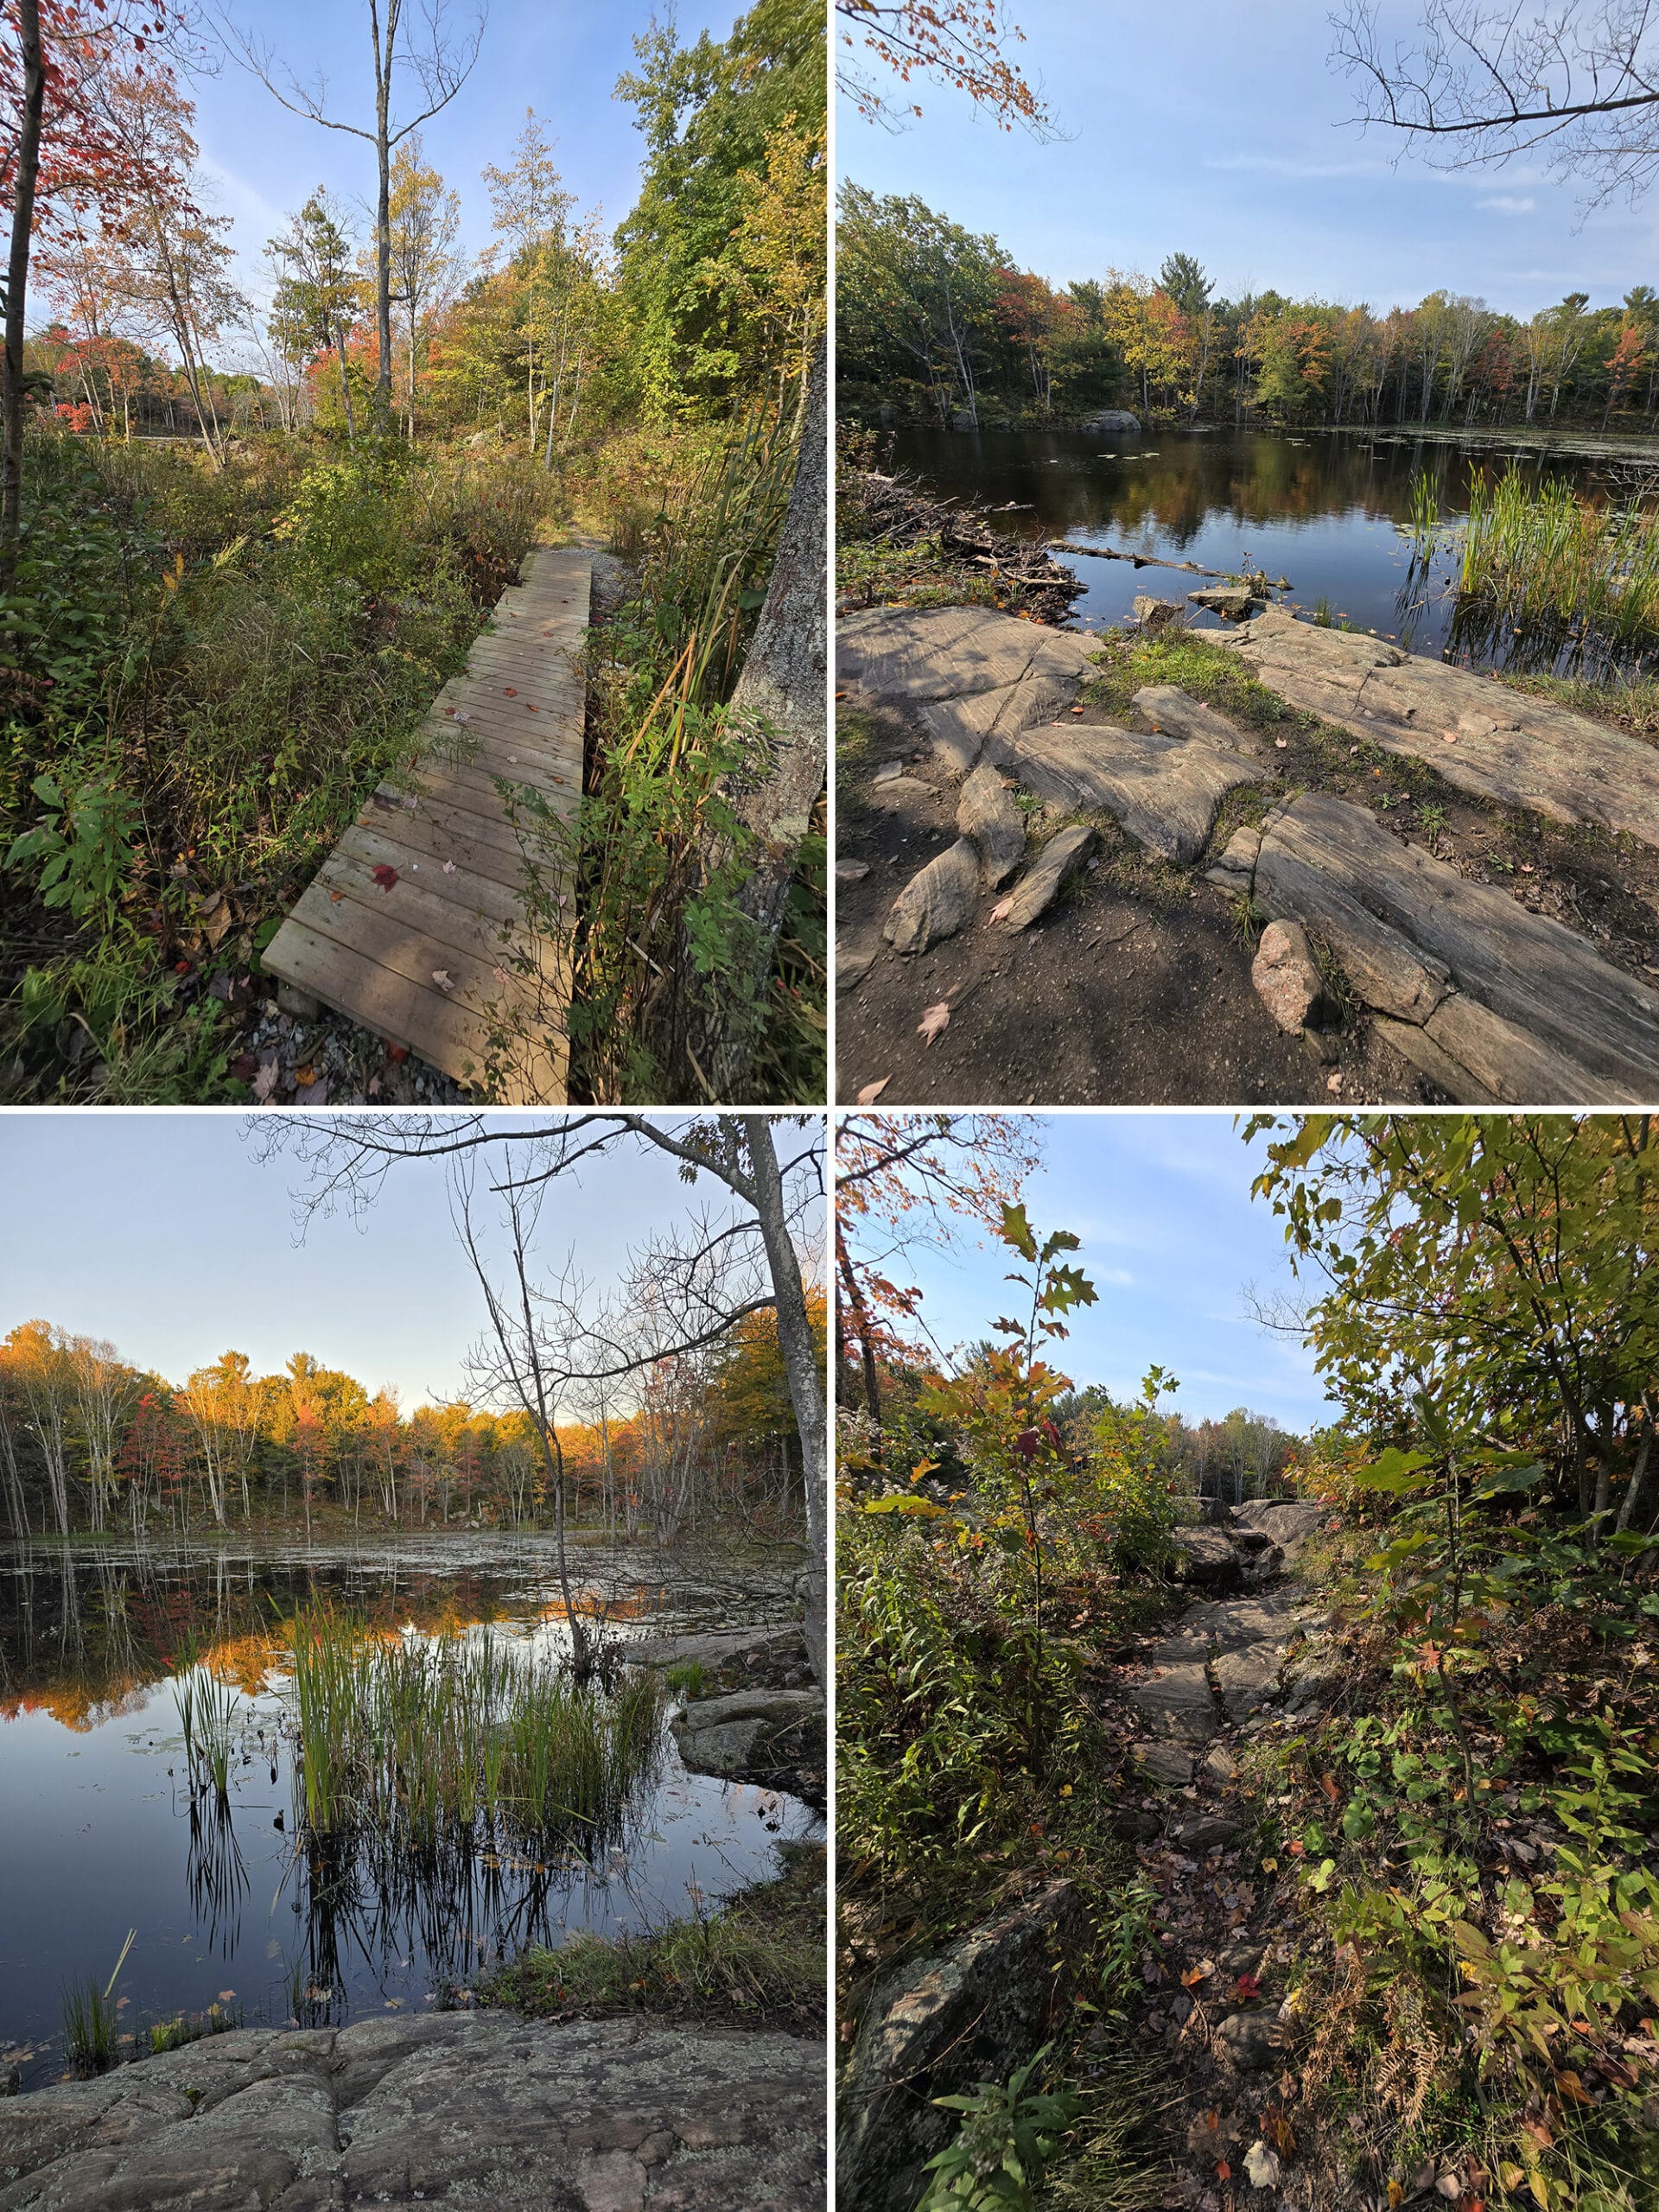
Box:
0;1540;817;2089
885;424;1651;675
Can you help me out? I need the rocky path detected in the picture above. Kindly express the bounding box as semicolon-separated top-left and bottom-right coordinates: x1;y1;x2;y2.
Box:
836;1505;1339;2212
0;2012;824;2211
1106;1503;1341;2210
836;602;1659;1104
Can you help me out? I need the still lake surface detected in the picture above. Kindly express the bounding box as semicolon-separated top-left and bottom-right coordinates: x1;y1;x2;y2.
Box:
887;424;1641;673
0;1538;817;2088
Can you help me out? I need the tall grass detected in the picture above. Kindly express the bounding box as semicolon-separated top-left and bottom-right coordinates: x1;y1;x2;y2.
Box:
512;404;823;1102
61;1929;134;2074
1402;467;1442;557
174;1664;240;1801
3;430;553;1102
1458;461;1659;645
283;1608;661;1853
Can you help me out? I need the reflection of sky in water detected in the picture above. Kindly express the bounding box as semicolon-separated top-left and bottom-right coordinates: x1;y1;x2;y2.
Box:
886;425;1643;677
0;1547;817;2088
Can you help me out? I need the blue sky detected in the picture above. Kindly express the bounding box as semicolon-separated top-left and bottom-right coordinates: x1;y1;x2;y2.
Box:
181;0;743;306
0;1113;796;1410
837;0;1659;317
874;1113;1329;1433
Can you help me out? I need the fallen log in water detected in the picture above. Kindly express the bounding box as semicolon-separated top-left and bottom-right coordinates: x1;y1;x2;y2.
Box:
1050;540;1292;588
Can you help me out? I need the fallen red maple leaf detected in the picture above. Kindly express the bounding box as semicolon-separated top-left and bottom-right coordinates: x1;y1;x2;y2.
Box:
371;864;398;892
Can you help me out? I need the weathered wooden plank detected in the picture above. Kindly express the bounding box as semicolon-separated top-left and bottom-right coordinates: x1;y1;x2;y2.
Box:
368;781;527;858
267;917;498;1080
314;850;529;969
263;543;590;1098
337;800;524;892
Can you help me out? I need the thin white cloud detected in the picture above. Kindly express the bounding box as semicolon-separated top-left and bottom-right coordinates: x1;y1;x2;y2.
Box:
1204;151;1547;193
1478;194;1535;214
1096;1268;1134;1287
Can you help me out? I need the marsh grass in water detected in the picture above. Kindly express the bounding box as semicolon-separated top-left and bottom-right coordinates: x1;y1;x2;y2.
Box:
174;1663;242;1802
60;1929;134;2075
283;1608;662;1852
1457;462;1659;652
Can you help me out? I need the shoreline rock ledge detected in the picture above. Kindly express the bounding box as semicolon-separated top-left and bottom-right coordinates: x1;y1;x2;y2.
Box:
0;2012;825;2210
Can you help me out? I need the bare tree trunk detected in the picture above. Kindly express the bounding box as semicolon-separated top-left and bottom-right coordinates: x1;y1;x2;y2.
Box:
700;337;827;1098
372;9;394;434
743;1120;825;1686
334;323;357;444
2;0;45;581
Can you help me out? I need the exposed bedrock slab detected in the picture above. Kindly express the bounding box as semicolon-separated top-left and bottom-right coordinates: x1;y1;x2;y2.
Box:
837;606;1096;775
671;1687;823;1783
997;719;1264;864
1125;1656;1218;1742
1228;607;1659;851
1231;789;1659;1103
1132;684;1263;754
838;1883;1086;2212
956;764;1027;885
884;837;982;957
0;2014;826;2212
1232;1502;1326;1558
995;823;1097;930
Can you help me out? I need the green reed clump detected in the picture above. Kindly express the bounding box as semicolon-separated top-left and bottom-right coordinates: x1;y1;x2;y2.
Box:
173;1665;240;1801
1459;462;1659;644
61;1929;134;2074
283;1609;661;1854
1403;467;1442;557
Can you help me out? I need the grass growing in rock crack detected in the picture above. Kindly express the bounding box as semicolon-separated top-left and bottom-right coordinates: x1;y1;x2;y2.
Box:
283;1607;662;1853
486;1838;825;2036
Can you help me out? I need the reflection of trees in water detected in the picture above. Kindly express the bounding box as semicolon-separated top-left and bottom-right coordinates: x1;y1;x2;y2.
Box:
281;1800;658;2026
0;1540;783;1715
887;429;1608;552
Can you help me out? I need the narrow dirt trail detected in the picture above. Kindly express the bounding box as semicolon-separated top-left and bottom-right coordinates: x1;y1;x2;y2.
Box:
1092;1503;1342;2209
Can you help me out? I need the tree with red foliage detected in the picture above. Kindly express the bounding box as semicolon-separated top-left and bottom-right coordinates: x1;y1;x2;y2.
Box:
2;0;193;565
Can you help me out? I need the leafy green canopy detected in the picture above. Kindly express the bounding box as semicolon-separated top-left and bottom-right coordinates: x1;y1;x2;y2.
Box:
615;0;824;416
1246;1113;1659;1522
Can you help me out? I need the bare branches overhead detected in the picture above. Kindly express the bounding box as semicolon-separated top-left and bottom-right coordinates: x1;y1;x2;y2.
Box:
212;0;486;426
1332;0;1659;206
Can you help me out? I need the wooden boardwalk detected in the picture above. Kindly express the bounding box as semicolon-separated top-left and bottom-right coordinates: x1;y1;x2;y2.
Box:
264;546;591;1102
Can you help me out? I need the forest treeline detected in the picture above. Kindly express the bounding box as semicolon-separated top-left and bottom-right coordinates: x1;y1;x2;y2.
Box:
25;1;823;456
838;182;1659;432
0;1298;826;1542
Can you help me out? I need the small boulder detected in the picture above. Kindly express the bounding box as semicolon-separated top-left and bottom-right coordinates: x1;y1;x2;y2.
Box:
1251;919;1325;1035
993;823;1096;931
1188;586;1262;620
1137;1741;1195;1787
1171;1526;1246;1592
1132;594;1182;632
885;839;982;956
1176;1815;1239;1853
1216;2010;1282;2071
838;1882;1086;2212
957;764;1027;887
